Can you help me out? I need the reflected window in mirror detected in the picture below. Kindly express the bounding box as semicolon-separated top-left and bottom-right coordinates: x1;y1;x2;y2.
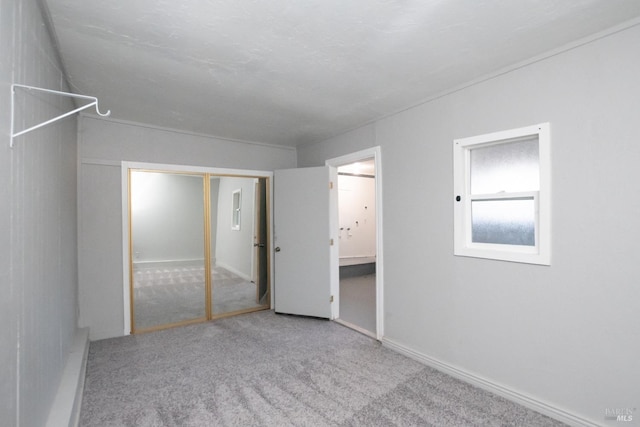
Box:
232;189;241;230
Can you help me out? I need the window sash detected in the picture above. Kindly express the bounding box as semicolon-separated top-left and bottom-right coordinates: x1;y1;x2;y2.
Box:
464;191;539;253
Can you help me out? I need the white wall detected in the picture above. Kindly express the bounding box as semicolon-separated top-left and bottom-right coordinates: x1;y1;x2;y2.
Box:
297;23;640;426
338;174;376;260
131;171;205;263
215;177;256;279
78;116;296;339
0;1;79;425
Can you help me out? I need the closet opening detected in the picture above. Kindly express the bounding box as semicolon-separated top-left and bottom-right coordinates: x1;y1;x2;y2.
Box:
125;165;271;334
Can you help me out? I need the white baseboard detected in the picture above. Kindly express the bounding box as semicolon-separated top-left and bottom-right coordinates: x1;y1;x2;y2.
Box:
46;327;90;427
339;256;376;266
381;337;601;427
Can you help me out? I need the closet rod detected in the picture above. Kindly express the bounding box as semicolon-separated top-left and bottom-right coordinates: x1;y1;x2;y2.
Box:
10;84;110;148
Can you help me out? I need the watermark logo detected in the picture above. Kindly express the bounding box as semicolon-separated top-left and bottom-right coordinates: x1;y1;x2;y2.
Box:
604;408;636;422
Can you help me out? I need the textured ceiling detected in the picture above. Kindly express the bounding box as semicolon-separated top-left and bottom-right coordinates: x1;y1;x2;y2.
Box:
45;0;640;147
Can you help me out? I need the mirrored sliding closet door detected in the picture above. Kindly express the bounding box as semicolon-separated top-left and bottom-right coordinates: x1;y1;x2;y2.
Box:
210;176;269;316
130;170;207;332
129;168;271;333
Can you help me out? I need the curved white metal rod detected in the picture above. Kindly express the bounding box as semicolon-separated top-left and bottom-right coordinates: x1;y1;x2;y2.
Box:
94;98;111;117
10;84;111;148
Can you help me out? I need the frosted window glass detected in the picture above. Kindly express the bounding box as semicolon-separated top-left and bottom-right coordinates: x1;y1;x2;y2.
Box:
470;138;539;194
471;198;535;246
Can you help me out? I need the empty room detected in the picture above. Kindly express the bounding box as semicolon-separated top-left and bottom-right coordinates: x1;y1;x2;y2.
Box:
2;1;639;426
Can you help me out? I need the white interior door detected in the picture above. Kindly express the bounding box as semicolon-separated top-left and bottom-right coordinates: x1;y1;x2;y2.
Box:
274;166;338;319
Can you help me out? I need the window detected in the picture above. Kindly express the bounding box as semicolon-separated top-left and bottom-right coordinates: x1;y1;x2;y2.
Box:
231;189;241;230
453;123;550;265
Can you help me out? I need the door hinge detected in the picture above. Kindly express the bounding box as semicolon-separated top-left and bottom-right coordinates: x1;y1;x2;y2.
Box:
329;181;334;189
330;238;334;246
330;295;334;303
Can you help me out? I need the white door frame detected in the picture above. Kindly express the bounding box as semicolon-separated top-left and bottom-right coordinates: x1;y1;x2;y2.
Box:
326;147;384;340
121;161;274;336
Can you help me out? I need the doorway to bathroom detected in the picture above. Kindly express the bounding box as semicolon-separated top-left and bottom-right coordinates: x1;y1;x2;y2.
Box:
327;147;383;339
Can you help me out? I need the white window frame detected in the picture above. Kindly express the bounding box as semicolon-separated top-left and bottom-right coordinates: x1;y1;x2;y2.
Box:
453;123;551;265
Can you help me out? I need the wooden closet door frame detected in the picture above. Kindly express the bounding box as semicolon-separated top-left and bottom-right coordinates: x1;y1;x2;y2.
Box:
121;161;273;336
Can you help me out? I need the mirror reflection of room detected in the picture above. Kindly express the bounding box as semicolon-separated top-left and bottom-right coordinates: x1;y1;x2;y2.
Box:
210;176;268;315
130;171;206;331
130;170;268;332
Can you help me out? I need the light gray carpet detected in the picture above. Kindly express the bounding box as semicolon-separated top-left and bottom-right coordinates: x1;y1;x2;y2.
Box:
133;265;263;329
80;311;566;426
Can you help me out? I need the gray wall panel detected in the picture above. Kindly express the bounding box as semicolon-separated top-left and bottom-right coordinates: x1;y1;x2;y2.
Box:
0;1;79;425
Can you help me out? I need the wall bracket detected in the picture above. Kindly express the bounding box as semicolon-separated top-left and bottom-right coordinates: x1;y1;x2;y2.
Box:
10;84;111;148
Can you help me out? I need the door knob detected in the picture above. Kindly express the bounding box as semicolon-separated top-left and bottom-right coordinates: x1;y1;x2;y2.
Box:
275;247;281;252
